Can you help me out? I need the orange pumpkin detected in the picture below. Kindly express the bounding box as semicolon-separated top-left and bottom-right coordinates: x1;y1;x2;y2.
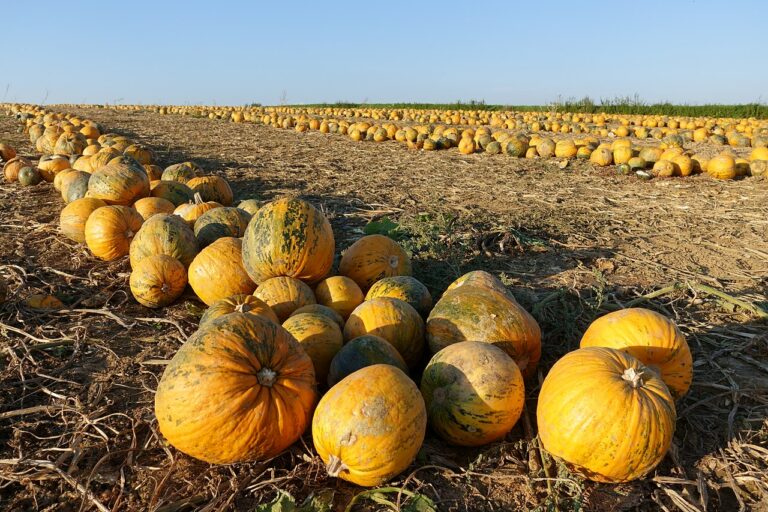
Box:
445;270;515;300
174;193;222;226
365;276;432;317
87;162;150;205
129;214;199;269
282;312;343;385
84;205;144;261
188;237;256;306
60;197;107;243
37;154;71;182
4;156;32;183
0;143;16;162
199;294;278;327
186;175;233;206
339;235;412;291
155;313;317;463
130;255;188;308
314;276;364;319
290;304;345;330
254;276;316;321
133;197;176;220
143;164;164;181
150;180;195;206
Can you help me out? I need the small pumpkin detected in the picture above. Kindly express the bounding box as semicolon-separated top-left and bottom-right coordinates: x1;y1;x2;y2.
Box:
242;197;335;285
537;347;676;483
133;197;176;220
186;175;233;205
18;167;42;186
188;237;256;306
289;304;344;330
174;193;222;226
237;198;262;215
194;207;251;247
199;294;278;327
4;156;32;183
150;180;195;206
312;364;427;487
143;164;163;181
87;162;150;205
365;276;432;317
338;235;412;291
421;341;524;447
129;214;199;269
314;276;364;319
283;312;344;385
254;276;316;321
327;335;408;387
25;294;65;310
84;205;144;261
344;297;424;369
60;197;107;243
130;255;187;308
155;313;317;463
161;161;204;183
0;143;16;162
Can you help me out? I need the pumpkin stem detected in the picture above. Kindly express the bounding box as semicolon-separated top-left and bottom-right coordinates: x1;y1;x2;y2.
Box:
388;255;399;269
325;454;348;477
257;367;277;387
193;192;203;205
125;230;134;239
622;367;644;389
234;303;252;313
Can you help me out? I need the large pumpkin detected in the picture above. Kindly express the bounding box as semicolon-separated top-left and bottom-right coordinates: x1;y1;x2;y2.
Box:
59;170;90;202
421;341;524;447
155;313;317;463
129;255;188;308
312;364;426;487
537;347;676;483
129;214;199;269
445;270;515;300
241;197;334;285
327;335;408;387
338;235;412;290
314;276;364;319
186;175;233;205
133;197;176;220
174;193;222;226
150;180;195;206
60;197;107;243
580;308;692;398
344;297;424;369
365;276;432;317
199;294;278;327
188;237;256;306
426;286;541;378
282;313;343;386
87;162;150;205
253;276;316;321
193;207;251;247
84;205;144;261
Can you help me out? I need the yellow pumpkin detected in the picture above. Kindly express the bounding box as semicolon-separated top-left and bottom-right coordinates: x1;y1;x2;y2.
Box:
282;312;343;385
188;237;256;306
313;276;364;319
133;197;176;220
130;255;188;308
365;276;433;317
84;205;144;261
339;235;412;291
59;197;107;243
199;294;278;327
707;154;737;180
254;276;316;321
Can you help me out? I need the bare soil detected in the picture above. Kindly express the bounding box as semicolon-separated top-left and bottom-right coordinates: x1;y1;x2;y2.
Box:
1;107;767;511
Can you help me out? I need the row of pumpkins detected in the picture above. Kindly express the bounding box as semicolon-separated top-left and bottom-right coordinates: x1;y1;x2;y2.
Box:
2;107;694;489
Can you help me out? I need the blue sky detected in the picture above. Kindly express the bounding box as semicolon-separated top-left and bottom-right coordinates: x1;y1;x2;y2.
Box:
3;0;766;106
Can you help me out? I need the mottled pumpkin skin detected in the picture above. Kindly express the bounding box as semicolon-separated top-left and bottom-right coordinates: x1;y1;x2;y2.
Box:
199;294;278;327
537;347;676;483
174;193;222;226
426;287;541;378
421;341;524;447
4;156;32;183
130;255;187;308
155;313;317;464
60;197;107;243
186;176;233;205
150;180;195;207
344;297;425;369
328;335;408;387
188;237;256;306
133;197;176;220
580;308;692;398
314;276;364;319
87;163;150;205
254;276;316;322
241;198;335;285
338;235;412;290
84;205;144;261
445;270;515;300
366;276;433;317
237;198;261;215
61;171;90;203
129;214;199;269
194;207;251;247
289;304;344;330
283;313;343;386
161;162;204;183
312;364;426;487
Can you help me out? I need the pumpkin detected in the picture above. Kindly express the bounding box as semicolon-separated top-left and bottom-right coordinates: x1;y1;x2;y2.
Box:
143;164;164;181
580;308;692;398
537;347;676;483
445;270;515;300
338;235;412;291
174;193;222;226
671;155;694;177
426;286;541;378
186;175;233;205
751;160;768;177
237;198;262;215
188;237;256;305
314;276;364;319
652;160;675;178
199;294;278;327
242;197;335;285
312;364;426;487
458;137;475;155
25;294;65;310
589;148;613;166
749;147;768;161
555;140;577;159
150;180;195;206
130;255;187;308
0;143;16;162
37;155;71;182
327;335;408;387
254;276;316;321
613;146;633;165
344;297;424;369
365;276;433;317
536;138;555;158
155;313;317;464
60;197;107;243
61;171;91;203
707;154;737;180
421;341;524;447
282;312;343;386
133;197;176;220
161;162;204;183
18;167;42;186
193;207;251;247
54;132;87;156
84;205;144;261
290;304;344;330
129;214;199;268
87;162;150;205
124;144;154;165
4;156;32;183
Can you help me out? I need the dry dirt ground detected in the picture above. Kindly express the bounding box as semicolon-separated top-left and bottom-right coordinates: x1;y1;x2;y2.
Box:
1;107;767;511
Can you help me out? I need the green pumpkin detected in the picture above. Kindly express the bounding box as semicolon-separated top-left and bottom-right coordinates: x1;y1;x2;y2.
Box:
18;167;42;187
194;207;251;247
151;180;195;206
365;276;433;317
161;162;203;183
327;335;408;387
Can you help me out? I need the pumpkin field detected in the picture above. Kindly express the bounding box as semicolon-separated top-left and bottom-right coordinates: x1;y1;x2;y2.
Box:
1;102;767;512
